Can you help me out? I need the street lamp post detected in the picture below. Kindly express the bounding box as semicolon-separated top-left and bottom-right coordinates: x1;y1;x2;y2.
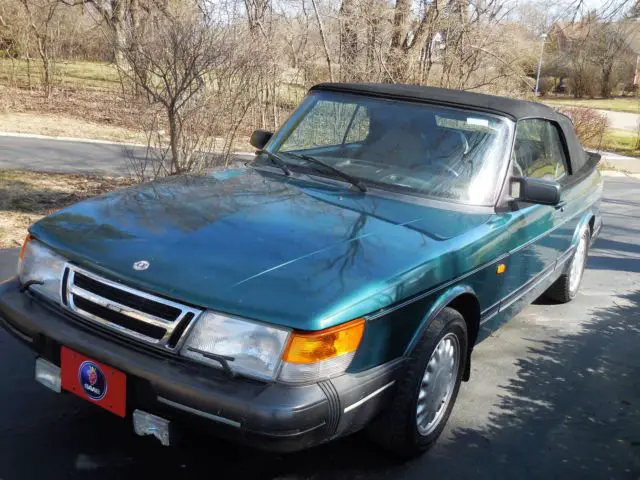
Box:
535;33;548;95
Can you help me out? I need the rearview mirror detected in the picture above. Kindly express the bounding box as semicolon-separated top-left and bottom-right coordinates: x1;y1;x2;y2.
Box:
510;177;561;206
250;129;273;150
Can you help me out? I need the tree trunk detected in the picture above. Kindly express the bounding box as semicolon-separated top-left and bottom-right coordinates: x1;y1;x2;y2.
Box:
310;0;334;82
388;0;411;81
339;0;358;81
168;108;181;175
391;0;410;51
35;36;51;98
366;9;379;74
601;64;613;98
389;0;438;83
111;0;127;70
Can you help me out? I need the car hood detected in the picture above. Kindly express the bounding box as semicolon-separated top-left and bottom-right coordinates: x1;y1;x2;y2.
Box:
32;168;492;330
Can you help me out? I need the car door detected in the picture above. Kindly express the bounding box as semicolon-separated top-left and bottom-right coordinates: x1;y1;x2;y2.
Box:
498;118;570;307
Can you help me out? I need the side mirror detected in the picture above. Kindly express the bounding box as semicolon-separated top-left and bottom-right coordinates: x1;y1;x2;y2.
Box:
250;129;273;150
510;177;561;206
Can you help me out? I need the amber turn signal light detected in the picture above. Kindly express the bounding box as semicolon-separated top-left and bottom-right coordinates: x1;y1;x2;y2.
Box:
282;318;365;364
18;234;34;261
496;263;506;275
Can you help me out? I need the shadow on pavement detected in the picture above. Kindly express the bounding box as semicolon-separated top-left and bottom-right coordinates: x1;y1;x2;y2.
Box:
416;289;640;479
589;224;640;273
602;198;640;209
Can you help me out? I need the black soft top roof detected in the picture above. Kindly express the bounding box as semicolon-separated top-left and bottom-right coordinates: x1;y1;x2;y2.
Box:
310;82;588;171
311;83;557;120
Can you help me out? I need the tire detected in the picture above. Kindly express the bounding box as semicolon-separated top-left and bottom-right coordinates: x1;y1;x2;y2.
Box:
545;227;590;303
368;307;468;458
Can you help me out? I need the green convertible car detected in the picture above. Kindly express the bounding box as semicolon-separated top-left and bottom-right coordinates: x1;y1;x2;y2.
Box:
0;83;602;456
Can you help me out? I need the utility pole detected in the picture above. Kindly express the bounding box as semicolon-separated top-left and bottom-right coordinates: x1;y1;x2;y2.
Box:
535;33;548;95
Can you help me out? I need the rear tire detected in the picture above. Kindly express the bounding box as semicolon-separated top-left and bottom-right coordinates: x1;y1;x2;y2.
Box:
545;228;590;303
368;307;468;458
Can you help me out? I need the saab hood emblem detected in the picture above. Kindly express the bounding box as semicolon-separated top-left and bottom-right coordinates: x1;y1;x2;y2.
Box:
133;260;150;271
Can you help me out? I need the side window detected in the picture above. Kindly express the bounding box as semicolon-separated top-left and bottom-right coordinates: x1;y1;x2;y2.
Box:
280;101;368;151
512;119;567;180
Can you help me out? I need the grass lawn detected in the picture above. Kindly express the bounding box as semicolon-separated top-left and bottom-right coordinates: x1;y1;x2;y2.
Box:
0;58;120;91
601;128;640;157
0;170;133;248
544;97;640;114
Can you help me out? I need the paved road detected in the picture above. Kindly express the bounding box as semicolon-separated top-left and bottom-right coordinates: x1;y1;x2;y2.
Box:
600;151;640;174
0;135;141;176
0;178;639;479
597;109;640;132
0;135;252;176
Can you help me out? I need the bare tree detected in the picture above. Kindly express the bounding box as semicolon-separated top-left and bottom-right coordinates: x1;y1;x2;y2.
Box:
59;0;169;69
120;4;234;176
18;0;63;97
590;22;633;98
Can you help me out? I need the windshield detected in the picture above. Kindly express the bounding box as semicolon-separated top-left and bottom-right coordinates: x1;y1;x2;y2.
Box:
261;91;513;206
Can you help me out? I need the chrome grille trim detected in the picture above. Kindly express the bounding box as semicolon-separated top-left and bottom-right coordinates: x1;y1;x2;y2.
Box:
63;264;202;351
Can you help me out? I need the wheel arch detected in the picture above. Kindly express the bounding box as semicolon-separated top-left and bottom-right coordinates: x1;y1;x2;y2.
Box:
405;285;480;354
572;211;596;247
404;285;480;382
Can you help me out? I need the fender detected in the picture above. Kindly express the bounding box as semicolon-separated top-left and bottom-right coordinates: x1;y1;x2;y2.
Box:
404;284;478;356
570;210;595;249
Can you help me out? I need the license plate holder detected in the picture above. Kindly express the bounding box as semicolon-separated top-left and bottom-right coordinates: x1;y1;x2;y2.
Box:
61;347;126;417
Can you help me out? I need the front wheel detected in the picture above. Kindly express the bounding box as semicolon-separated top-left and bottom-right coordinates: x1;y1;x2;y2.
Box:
545;227;590;303
368;307;468;457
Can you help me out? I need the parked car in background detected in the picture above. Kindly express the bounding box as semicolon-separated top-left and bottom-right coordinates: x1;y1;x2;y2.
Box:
0;83;602;456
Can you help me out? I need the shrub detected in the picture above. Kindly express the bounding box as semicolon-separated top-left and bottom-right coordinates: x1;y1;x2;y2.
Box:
537;77;555;97
556;107;609;149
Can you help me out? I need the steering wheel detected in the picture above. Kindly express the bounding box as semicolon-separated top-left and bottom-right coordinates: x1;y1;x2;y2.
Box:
455;131;470;156
430;157;461;177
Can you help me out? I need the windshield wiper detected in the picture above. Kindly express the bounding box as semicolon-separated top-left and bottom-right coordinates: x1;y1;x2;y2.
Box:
259;150;291;176
286;152;367;193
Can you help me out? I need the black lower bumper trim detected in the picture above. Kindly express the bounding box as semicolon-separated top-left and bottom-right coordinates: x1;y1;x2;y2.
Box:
0;277;402;452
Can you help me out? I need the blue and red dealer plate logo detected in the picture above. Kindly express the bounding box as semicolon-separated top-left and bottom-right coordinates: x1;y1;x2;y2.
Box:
78;361;107;401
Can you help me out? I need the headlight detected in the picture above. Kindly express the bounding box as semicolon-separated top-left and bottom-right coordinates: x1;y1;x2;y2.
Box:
181;313;366;384
18;236;66;303
180;311;290;381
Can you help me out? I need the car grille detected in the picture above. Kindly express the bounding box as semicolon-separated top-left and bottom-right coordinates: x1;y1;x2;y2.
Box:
63;265;202;351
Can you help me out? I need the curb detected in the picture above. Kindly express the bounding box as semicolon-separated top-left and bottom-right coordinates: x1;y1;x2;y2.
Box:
600;170;640;179
0;131;147;148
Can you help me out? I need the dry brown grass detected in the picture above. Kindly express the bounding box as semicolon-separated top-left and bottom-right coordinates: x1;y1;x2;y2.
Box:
0;112;147;143
0;170;134;248
0;84;145;142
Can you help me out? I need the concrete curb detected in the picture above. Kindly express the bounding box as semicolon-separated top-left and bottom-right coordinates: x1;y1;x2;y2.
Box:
0;131;147;148
600;170;640;179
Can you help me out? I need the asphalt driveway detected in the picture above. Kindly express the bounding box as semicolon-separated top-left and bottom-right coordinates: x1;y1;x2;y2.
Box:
597;109;640;132
0;135;138;175
2;133;640;177
0;177;638;479
0;135;252;176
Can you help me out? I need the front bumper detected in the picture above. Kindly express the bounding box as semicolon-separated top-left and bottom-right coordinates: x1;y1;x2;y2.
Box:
0;277;401;452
